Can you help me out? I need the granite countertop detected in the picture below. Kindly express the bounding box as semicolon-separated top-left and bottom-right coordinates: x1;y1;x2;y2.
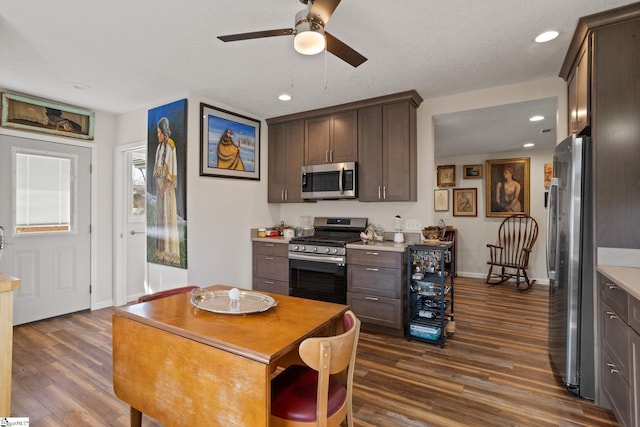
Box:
252;236;290;244
597;265;640;301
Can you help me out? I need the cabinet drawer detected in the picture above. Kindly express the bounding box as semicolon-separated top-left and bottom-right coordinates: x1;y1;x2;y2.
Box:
348;264;401;298
602;348;632;427
254;255;289;283
347;249;402;269
601;301;630;381
252;277;289;295
253;241;288;257
629;294;640;335
347;292;403;329
600;274;629;323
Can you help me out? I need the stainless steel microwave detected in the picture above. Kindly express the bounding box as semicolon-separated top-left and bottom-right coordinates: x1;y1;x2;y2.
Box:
301;162;357;200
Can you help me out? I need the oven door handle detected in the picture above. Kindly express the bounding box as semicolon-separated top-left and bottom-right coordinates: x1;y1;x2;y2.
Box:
289;252;345;264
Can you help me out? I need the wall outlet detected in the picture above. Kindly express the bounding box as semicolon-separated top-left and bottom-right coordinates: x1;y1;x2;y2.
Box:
405;218;421;231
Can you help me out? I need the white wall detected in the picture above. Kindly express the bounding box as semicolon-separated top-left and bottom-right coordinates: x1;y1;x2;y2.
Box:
107;76;567;304
281;76;568;284
114;95;282;294
435;148;554;282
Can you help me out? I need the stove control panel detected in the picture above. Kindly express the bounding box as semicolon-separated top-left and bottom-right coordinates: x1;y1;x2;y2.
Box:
289;244;345;256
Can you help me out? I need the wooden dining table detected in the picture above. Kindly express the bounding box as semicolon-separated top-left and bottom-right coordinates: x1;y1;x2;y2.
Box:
112;285;348;426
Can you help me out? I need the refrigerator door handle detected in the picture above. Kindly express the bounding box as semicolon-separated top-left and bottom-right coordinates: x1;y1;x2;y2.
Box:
546;178;559;280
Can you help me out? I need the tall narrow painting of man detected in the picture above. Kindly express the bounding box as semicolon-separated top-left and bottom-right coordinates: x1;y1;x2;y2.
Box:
147;99;188;268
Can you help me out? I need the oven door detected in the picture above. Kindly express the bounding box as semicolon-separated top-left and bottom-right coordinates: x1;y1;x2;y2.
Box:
289;256;346;305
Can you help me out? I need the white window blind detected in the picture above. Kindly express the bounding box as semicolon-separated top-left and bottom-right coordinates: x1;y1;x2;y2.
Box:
15;152;72;232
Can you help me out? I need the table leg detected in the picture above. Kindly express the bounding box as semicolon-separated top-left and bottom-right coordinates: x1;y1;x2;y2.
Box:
130;406;142;427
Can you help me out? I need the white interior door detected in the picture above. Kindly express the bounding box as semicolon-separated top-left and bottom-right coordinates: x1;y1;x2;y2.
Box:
114;144;147;305
0;134;91;325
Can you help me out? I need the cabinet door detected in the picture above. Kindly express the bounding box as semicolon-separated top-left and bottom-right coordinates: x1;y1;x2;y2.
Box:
284;120;304;203
304;116;331;165
568;42;589;135
268;123;287;202
268;120;304;203
383;101;416;201
594;19;640;248
632;329;640;427
330;110;357;163
357;105;383;201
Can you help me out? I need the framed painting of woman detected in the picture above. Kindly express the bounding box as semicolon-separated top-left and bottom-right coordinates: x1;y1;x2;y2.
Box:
485;157;530;217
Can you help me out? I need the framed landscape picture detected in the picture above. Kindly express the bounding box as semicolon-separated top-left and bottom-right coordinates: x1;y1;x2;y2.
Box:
463;164;483;179
453;188;477;217
1;92;95;140
437;165;456;187
485;157;530;217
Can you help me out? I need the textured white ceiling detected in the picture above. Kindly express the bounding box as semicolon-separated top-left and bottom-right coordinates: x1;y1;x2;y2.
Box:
0;0;634;154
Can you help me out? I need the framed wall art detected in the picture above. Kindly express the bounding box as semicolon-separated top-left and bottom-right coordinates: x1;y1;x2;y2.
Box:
200;103;260;180
436;164;456;187
453;188;477;217
485;157;530;217
463;164;483;179
1;92;95;140
147;98;189;269
434;189;449;211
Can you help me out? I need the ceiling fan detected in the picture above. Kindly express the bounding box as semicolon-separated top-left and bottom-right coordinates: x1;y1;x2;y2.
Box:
217;0;367;68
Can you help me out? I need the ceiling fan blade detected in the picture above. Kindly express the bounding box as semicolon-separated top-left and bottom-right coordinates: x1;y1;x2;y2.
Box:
309;0;341;25
325;32;367;67
218;28;293;42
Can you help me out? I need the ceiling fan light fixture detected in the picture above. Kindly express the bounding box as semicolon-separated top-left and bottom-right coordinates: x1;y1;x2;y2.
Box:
294;28;325;55
294;10;325;55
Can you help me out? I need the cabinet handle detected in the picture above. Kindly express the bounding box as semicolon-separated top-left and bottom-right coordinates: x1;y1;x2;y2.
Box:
378;186;381;200
365;267;379;272
365;296;379;301
281;190;285;201
284;189;288;201
265;243;275;247
606;283;618;290
606;311;619;320
383;186;387;200
265;256;275;260
330;150;333;162
264;280;274;284
365;252;379;256
325;150;329;163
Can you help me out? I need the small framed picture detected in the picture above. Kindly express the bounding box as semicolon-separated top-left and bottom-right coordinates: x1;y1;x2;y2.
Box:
463;164;483;179
437;165;456;187
453;188;478;217
434;189;449;211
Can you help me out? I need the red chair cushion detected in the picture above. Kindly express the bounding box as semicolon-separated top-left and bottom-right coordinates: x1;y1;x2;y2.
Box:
271;364;347;422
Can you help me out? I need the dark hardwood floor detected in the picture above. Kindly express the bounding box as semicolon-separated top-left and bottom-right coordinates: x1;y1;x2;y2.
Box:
10;277;618;426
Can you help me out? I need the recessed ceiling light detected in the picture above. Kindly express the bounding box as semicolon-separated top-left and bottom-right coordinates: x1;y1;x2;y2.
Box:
278;94;292;101
70;82;92;90
535;31;559;43
529;115;544;122
524;143;535;148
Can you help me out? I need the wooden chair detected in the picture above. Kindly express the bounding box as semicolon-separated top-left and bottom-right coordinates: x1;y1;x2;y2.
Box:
136;285;198;303
271;310;361;427
486;214;539;290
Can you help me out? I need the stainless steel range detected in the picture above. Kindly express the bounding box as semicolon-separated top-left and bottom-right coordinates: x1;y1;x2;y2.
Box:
288;217;367;304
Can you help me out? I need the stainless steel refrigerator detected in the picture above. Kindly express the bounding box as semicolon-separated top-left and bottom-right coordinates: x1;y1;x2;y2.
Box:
546;134;594;399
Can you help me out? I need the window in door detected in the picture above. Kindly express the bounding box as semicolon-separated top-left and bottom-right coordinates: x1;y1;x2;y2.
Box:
13;148;77;234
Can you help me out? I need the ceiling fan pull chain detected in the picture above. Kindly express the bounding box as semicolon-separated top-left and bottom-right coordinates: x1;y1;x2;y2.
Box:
324;43;328;90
